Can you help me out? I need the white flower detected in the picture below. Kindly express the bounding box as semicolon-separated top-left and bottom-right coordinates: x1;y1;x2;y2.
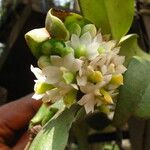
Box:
66;32;102;60
31;65;48;100
43;53;82;84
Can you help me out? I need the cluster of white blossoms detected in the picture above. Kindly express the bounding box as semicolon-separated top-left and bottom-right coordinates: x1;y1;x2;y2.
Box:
31;24;127;113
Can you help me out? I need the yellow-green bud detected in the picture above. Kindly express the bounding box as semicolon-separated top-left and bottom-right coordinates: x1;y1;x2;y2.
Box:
68;23;81;36
38;56;50;68
35;82;54;94
88;71;103;83
110;74;123;86
82;24;97;38
75;45;87;58
100;89;113;104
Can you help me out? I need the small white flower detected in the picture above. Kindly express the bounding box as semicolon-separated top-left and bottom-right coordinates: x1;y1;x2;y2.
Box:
43;53;83;84
66;32;102;60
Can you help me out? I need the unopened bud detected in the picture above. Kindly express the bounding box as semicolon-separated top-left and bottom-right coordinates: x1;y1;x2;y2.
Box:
68;23;81;36
82;24;97;38
38;56;50;68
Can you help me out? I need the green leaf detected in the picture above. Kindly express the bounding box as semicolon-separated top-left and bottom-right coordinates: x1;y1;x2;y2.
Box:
25;28;50;58
29;105;80;150
119;34;150;66
29;100;64;128
45;9;69;40
78;0;134;40
113;57;150;127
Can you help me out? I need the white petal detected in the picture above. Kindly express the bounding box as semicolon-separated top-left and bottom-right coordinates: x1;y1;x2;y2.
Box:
43;66;62;84
101;65;107;74
93;33;102;43
31;65;45;81
113;56;125;65
71;59;83;72
87;42;99;60
71;84;79;90
77;75;87;86
80;82;95;93
71;34;80;49
32;93;44;100
104;75;112;84
44;88;61;103
63;53;74;70
80;32;92;46
50;55;63;67
78;94;95;113
115;65;127;74
107;63;115;74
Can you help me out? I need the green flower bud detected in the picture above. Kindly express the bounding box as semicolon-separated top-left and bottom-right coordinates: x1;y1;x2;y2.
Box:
75;45;87;58
61;47;74;57
38;56;50;68
53;41;65;56
82;24;97;38
41;40;53;55
64;13;90;28
35;82;54;94
67;23;81;36
88;71;103;83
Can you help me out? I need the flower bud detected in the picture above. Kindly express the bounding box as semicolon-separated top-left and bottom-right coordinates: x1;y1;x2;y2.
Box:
38;56;50;68
110;74;123;85
100;89;113;104
88;71;103;83
82;24;97;38
67;23;81;36
61;47;74;57
41;40;53;55
35;82;54;94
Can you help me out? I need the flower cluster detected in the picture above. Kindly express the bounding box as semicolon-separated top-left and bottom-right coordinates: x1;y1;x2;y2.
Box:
31;23;126;113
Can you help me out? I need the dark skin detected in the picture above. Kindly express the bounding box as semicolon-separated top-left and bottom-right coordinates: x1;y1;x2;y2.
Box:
0;94;42;150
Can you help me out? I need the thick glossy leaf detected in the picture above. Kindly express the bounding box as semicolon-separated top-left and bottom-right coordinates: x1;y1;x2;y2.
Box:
113;57;150;127
78;0;134;40
25;28;50;58
119;34;150;66
29;105;80;150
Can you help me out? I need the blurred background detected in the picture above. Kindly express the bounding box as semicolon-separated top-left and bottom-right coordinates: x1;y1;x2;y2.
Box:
0;0;150;149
